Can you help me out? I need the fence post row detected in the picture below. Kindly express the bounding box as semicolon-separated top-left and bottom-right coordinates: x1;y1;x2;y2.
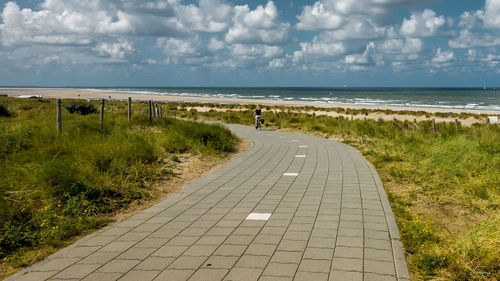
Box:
148;100;152;122
128;97;132;123
56;99;62;134
100;99;104;127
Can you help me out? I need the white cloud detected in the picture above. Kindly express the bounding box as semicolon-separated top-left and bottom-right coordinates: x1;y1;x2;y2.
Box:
268;58;285;68
432;48;454;63
208;38;226;52
296;2;342;30
93;40;135;61
483;0;500;29
320;19;395;40
400;9;445;37
293;39;346;63
296;0;438;31
449;29;500;48
225;1;290;45
380;37;423;54
345;42;375;65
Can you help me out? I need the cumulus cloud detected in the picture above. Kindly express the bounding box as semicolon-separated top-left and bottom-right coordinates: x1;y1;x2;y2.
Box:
380;37;423;54
483;0;500;29
432;48;454;63
345;42;375;65
225;1;290;45
292;39;346;64
449;29;500;48
400;9;445;37
296;0;438;31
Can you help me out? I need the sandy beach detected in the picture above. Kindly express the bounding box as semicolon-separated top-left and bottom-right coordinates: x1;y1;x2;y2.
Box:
1;88;498;126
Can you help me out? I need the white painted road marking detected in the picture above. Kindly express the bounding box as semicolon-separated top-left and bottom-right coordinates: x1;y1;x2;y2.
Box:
295;155;306;158
283;173;299;176
245;213;272;221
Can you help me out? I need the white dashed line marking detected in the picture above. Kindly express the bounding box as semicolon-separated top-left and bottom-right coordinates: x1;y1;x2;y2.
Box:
245;213;272;221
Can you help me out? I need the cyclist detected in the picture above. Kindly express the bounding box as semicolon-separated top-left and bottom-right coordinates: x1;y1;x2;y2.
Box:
254;106;262;129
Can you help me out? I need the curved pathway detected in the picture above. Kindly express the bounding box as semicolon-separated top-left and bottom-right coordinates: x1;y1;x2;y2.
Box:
7;124;409;281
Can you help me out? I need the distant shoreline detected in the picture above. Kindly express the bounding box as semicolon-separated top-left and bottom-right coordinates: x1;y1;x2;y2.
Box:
2;87;499;115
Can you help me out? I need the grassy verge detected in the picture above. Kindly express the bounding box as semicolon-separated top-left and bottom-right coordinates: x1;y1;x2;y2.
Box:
0;98;238;277
194;107;499;281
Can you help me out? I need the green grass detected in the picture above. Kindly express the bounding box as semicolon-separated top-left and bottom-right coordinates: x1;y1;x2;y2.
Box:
0;98;238;270
197;108;499;281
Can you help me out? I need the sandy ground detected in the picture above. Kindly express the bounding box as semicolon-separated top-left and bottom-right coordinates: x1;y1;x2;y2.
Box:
1;88;498;126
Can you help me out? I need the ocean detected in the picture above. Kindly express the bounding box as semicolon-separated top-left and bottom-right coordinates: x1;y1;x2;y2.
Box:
90;87;500;111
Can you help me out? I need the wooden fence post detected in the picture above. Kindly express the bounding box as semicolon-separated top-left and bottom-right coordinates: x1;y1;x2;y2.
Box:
127;97;132;123
148;100;152;122
432;119;436;133
393;117;397;126
100;99;104;128
56;99;62;134
455;118;459;130
159;106;163;118
413;118;418;130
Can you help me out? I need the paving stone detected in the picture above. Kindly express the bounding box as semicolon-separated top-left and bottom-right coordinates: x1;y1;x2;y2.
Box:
118;270;160;281
135;257;175;271
152;245;189;258
153;269;194;281
10;271;58;281
365;248;394;262
100;241;136;252
183;245;218;257
277;239;307;252
31;258;80;272
294;271;329;281
364;273;398;281
82;272;123;281
223;267;263;281
224;235;255;245
203;256;239;269
97;259;141;273
303;247;334;260
365;238;392;250
364;260;396;276
307;237;336;248
213;245;247;257
234;255;270;269
333;247;363;259
262;262;299;277
329;269;363;281
253;234;282;245
331;258;363;272
118;247;157;260
196;235;226;246
79;251;121;264
52;264;101;279
269;251;303;264
336;236;363;248
168;256;207;270
245;243;278;256
298;259;331;273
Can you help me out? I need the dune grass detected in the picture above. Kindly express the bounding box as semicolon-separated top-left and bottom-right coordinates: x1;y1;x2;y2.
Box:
0;98;238;272
196;107;499;281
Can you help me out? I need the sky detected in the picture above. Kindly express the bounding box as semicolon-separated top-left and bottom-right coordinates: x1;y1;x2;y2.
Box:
0;0;499;87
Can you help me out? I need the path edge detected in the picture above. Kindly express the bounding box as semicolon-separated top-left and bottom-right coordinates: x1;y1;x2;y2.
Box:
365;160;411;281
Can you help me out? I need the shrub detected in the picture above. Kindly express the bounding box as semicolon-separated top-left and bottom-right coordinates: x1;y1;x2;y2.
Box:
64;101;97;115
0;104;11;117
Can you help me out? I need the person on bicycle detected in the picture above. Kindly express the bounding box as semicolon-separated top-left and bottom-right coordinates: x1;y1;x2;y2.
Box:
254;106;262;129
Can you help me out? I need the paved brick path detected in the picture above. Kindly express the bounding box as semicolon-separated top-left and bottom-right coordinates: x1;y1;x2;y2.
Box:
7;125;409;281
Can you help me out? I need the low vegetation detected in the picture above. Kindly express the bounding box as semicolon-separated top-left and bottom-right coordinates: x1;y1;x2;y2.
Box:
195;106;498;281
0;98;238;276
